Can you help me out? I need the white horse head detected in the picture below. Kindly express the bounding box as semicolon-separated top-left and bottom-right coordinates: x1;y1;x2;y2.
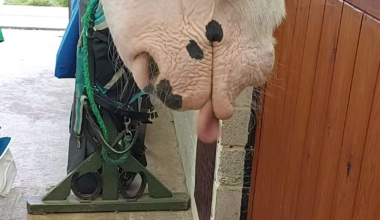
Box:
101;0;286;142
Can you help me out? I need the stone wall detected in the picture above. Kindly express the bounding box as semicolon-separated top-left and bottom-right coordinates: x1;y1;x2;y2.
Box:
211;87;253;220
173;87;253;220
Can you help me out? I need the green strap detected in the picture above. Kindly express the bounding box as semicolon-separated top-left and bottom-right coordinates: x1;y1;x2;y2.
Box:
73;46;86;137
0;27;4;42
94;2;106;25
129;91;145;105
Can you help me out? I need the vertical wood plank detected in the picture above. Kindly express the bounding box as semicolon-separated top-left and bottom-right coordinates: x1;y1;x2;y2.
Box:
279;0;327;219
248;16;285;219
294;1;344;220
247;87;265;220
330;14;380;220
351;16;380;220
267;0;314;217
251;0;299;218
194;140;217;220
312;3;363;220
241;88;263;220
346;0;380;20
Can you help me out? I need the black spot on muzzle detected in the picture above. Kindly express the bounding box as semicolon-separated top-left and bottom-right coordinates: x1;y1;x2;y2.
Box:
156;79;182;110
143;83;155;94
206;20;223;43
148;55;159;80
186;40;204;60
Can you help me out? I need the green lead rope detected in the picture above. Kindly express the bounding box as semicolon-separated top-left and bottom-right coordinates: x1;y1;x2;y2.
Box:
81;0;135;165
82;0;107;141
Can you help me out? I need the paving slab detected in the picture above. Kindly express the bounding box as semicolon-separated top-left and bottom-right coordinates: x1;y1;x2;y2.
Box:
0;29;192;220
0;5;68;30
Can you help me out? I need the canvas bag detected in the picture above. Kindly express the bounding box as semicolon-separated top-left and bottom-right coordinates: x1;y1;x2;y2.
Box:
0;133;17;197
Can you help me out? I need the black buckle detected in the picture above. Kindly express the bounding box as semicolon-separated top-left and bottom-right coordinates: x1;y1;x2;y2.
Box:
85;27;95;39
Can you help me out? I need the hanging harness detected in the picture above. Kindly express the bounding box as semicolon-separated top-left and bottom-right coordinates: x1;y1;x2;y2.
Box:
72;0;158;165
68;0;157;199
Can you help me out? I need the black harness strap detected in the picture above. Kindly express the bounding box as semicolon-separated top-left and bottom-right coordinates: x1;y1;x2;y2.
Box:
85;16;157;124
93;31;108;43
87;13;96;87
93;91;158;123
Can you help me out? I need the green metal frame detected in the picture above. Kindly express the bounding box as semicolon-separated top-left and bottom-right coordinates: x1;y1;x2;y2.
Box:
27;152;190;214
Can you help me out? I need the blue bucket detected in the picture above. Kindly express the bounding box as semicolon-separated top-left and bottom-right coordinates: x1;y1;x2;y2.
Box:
0;137;11;158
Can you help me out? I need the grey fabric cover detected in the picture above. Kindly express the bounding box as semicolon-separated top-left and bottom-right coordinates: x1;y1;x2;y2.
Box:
67;0;93;174
79;0;90;32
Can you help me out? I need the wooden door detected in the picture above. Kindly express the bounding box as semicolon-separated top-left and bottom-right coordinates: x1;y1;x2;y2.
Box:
248;0;380;219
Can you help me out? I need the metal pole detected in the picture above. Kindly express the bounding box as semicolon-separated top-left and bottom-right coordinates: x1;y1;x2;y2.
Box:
68;0;72;19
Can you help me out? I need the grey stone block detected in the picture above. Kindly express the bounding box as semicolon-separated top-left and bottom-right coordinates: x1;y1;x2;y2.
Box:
218;148;245;186
234;87;253;108
220;108;251;146
213;186;242;220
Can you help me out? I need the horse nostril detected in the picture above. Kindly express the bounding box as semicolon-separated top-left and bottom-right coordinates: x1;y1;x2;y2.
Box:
148;55;160;80
205;20;223;43
186;40;204;60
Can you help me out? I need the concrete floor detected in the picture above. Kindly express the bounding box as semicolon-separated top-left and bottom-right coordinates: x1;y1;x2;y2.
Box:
0;6;68;30
0;29;192;220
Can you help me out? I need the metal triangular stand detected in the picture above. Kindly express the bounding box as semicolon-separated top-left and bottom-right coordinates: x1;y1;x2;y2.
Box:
26;150;190;214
